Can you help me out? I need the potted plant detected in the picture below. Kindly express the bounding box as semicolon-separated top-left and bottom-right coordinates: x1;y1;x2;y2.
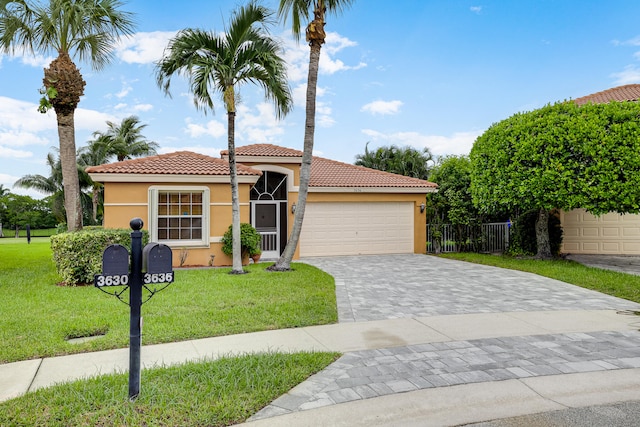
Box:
250;247;262;263
220;223;262;264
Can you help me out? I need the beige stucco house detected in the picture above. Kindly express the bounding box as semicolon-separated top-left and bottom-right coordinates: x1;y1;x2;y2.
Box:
87;144;437;266
562;84;640;254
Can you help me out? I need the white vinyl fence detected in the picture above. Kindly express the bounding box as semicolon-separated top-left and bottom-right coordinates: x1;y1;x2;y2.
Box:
427;222;510;253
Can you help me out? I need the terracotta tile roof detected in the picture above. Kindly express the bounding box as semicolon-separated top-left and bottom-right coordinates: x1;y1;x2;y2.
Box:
85;151;261;176
230;143;437;188
221;143;303;157
573;84;640;105
310;156;437;188
88;145;436;188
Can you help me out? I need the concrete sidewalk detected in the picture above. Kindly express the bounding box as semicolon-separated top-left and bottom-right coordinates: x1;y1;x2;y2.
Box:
3;309;640;426
5;253;640;426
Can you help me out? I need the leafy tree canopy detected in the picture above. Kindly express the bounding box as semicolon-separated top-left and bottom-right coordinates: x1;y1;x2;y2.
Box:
470;100;640;216
355;143;433;181
428;155;474;225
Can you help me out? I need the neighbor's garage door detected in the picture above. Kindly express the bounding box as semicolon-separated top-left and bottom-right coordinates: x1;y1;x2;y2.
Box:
299;202;414;257
562;208;640;254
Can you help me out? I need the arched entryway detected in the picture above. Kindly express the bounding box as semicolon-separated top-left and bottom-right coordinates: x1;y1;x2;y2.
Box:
250;171;288;259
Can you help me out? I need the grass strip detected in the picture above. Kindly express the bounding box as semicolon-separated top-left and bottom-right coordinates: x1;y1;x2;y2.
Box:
0;351;340;427
0;239;337;363
439;252;640;303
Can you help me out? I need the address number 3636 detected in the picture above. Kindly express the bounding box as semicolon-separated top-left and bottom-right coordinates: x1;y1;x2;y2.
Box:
143;272;174;284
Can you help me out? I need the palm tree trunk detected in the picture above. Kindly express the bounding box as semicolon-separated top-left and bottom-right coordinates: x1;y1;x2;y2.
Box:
92;186;99;224
227;111;244;273
271;40;322;270
57;110;83;231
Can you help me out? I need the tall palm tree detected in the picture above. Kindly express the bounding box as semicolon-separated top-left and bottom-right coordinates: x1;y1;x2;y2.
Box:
14;151;92;223
91;115;159;162
272;0;354;270
0;0;136;231
0;184;9;237
78;140;112;223
155;1;292;274
81;116;157;222
355;143;433;180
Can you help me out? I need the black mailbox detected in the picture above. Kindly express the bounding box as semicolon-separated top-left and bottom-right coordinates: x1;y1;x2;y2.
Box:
143;243;173;273
102;244;129;275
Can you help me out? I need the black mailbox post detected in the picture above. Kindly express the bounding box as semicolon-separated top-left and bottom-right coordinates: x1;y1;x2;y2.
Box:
94;218;174;400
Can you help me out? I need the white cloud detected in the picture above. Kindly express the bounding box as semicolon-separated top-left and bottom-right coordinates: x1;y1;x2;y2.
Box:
470;6;483;14
324;33;357;54
0;172;21;185
361;129;484;156
116;31;177;64
236;103;287;143
611;65;640;85
361;100;403;115
0;146;32;158
291;83;333;126
292;83;327;108
184;117;226;139
116;85;132;99
0;96;57;133
75;108;118;132
0;131;49;147
613;36;640;46
114;103;128;110
282;31;366;82
316;102;334;127
134;104;154;112
0;97;54;163
20;53;54;68
1;45;53;68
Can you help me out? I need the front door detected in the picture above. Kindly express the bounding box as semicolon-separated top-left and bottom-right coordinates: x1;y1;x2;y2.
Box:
250;171;288;259
252;202;279;259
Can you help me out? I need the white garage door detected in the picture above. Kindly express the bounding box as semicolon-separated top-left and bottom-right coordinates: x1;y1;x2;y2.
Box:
300;202;414;257
562;208;640;254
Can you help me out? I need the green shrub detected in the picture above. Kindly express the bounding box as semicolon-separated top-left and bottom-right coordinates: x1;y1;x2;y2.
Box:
508;209;563;256
50;228;149;286
220;223;262;257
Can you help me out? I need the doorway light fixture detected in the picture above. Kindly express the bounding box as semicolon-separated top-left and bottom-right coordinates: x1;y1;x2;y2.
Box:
291;203;296;214
420;203;426;213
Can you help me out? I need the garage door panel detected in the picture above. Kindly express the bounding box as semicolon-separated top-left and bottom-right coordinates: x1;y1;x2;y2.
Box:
300;202;414;257
562;208;640;254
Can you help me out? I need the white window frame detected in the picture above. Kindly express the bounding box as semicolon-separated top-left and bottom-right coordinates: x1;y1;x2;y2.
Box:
148;186;210;247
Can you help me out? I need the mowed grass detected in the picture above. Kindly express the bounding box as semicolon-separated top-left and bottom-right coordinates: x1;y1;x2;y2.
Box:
439;252;640;303
0;351;340;427
0;238;337;363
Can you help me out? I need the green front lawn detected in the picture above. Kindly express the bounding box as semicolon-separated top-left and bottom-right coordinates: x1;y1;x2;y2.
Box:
439;252;640;303
0;239;337;363
0;351;340;427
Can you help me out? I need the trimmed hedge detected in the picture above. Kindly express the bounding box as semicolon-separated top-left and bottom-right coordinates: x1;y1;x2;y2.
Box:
50;228;149;286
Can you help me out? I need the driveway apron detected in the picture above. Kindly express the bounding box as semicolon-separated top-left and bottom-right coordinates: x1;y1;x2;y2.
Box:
249;254;640;423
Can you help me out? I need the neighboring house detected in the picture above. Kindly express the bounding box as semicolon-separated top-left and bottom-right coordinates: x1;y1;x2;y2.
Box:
562;84;640;254
87;144;438;266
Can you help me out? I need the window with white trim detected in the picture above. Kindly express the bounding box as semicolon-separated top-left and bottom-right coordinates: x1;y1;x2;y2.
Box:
149;186;209;246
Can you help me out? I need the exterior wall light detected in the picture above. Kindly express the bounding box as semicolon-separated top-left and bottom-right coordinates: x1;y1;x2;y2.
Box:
420;203;426;213
291;203;296;214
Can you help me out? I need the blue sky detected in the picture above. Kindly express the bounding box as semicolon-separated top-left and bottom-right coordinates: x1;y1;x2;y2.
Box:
3;0;640;197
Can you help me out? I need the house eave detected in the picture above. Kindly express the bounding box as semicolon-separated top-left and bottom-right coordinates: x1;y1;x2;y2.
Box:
88;173;260;184
224;155;302;164
309;186;438;194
